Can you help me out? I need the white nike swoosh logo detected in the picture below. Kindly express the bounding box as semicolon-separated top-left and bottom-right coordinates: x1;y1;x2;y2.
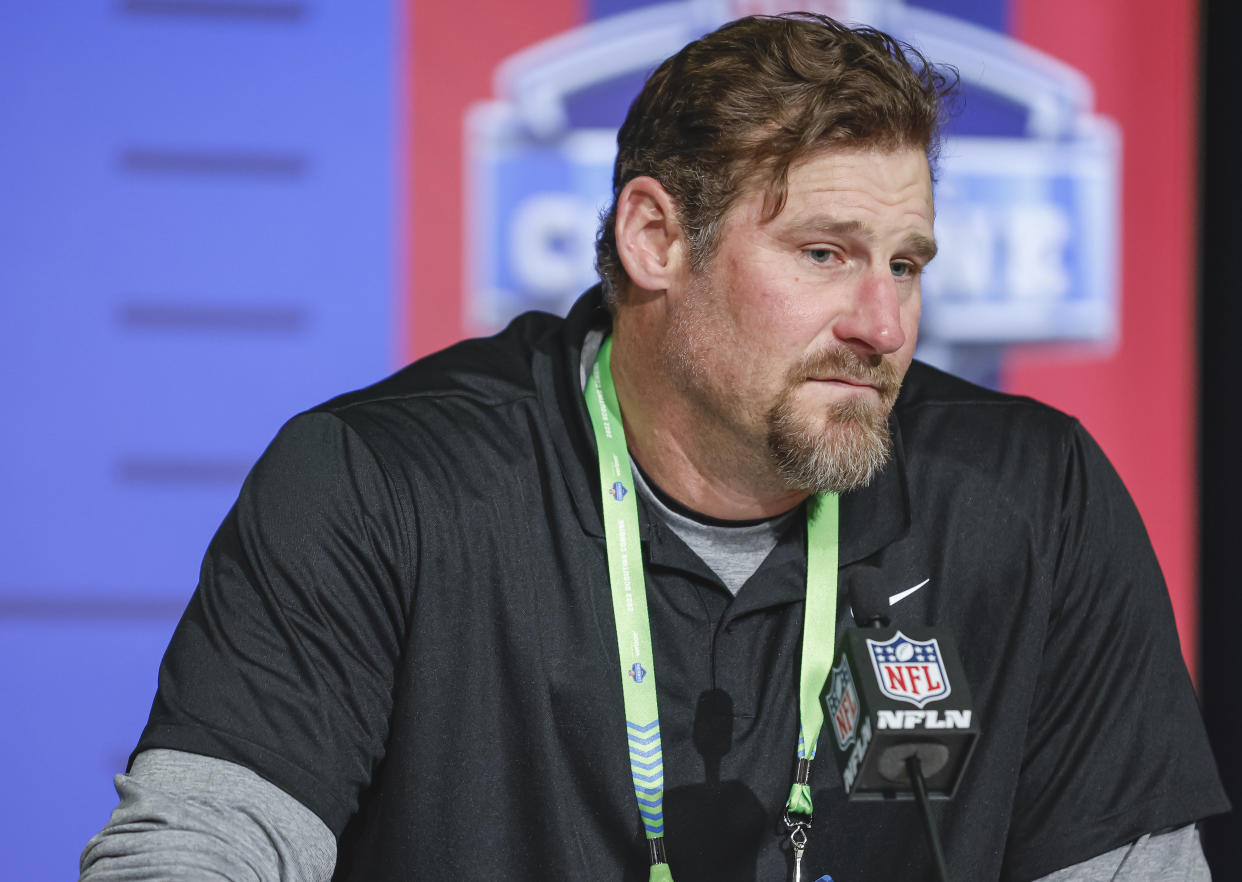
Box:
888;578;930;606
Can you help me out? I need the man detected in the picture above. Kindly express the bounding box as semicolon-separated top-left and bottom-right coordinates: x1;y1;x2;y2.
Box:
81;13;1226;881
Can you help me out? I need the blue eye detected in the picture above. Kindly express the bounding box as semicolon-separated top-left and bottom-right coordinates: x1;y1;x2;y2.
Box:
806;248;833;264
891;261;915;279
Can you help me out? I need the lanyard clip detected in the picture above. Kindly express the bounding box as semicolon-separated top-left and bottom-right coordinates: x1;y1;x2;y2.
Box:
784;813;811;882
783;810;812;837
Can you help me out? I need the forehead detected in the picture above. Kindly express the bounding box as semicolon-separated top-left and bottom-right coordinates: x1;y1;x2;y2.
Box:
738;147;934;234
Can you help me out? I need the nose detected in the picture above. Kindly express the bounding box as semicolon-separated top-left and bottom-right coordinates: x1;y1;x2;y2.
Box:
832;268;907;358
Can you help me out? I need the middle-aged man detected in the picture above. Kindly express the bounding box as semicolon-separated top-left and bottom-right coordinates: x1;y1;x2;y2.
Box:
80;13;1228;882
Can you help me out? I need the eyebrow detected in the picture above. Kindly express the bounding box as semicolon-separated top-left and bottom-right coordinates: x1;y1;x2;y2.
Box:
782;217;939;263
904;232;938;263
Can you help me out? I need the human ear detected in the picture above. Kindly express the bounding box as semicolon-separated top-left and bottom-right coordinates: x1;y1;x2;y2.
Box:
613;176;686;292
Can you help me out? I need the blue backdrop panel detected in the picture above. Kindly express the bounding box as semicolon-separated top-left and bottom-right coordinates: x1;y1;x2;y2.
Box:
0;3;398;601
0;3;399;877
0;619;179;877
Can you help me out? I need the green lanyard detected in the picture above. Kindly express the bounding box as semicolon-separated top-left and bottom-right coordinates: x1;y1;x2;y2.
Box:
584;335;840;882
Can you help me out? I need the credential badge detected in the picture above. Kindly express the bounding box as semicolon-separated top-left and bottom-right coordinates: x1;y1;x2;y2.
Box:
867;631;951;708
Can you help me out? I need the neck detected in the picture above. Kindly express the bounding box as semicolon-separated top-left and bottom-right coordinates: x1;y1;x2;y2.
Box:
608;316;810;521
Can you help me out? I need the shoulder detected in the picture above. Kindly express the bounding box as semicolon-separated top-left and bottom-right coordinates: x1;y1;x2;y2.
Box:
321;309;565;421
895;359;1083;476
256;307;590;544
227;308;574;549
278;310;572;468
897;359;1076;430
887;360;1114;569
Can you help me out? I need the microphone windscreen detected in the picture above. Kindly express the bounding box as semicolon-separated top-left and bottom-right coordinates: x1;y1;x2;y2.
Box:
847;582;892;628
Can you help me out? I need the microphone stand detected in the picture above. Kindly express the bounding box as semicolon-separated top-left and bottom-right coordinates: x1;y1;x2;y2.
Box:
857;609;952;882
906;755;951;882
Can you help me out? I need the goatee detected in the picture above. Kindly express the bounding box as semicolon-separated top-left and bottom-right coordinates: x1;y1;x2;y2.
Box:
766;348;902;493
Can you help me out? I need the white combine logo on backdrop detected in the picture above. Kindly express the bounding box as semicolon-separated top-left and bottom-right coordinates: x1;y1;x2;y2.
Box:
466;0;1119;381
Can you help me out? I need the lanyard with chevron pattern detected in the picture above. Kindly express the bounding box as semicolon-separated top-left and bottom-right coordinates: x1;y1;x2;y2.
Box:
585;335;840;882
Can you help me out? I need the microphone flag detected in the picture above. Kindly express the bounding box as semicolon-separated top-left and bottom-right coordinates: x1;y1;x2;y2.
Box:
827;625;979;800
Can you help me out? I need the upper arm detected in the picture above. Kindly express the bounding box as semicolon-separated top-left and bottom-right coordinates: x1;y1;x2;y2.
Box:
134;411;414;834
1001;423;1226;877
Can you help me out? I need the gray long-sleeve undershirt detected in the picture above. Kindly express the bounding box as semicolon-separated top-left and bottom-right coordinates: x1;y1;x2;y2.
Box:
79;749;335;881
80;749;1209;881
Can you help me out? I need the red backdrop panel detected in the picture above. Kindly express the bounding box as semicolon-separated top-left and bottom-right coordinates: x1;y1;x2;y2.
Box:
1009;0;1199;673
407;0;581;357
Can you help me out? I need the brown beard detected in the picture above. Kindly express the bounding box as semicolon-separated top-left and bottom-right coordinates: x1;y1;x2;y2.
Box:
765;347;902;493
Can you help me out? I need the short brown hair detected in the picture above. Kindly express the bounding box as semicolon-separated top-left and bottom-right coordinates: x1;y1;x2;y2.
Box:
594;13;955;305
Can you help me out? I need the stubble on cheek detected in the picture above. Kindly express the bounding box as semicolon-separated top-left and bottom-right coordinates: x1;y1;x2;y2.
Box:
657;277;753;430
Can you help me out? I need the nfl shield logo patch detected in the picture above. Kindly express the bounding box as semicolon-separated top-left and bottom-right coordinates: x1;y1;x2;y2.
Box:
867;631;952;708
825;656;860;750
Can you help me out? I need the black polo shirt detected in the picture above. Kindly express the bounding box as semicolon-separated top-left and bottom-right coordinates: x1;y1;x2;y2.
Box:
136;289;1227;881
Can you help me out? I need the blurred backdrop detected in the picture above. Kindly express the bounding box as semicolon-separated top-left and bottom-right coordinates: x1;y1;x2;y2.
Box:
1;0;1234;878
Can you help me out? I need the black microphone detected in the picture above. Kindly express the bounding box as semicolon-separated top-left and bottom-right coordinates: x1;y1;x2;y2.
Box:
825;593;979;800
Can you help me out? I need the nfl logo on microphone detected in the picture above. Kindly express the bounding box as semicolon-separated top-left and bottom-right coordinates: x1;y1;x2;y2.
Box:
867;631;951;709
826;656;861;750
